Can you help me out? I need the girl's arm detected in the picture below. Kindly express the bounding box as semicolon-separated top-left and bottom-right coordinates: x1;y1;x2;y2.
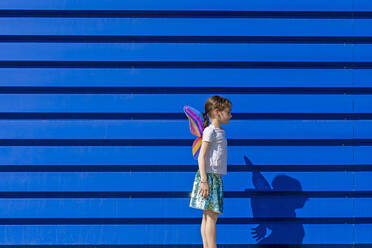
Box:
197;141;211;181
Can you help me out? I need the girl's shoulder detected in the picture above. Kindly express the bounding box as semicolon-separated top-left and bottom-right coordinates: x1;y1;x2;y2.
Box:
202;125;217;142
203;124;215;134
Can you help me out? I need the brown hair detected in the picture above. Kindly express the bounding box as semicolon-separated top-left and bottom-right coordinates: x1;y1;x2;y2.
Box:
202;95;232;129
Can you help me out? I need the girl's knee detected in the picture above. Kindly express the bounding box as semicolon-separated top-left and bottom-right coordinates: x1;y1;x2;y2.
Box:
205;210;219;221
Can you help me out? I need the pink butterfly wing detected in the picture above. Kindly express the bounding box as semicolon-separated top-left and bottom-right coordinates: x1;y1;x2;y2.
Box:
183;105;204;159
183;105;204;137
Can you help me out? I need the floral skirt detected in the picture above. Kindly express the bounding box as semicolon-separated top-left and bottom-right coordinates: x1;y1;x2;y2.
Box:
189;169;224;214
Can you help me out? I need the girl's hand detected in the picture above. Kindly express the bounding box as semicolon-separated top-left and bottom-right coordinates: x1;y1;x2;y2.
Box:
199;181;209;199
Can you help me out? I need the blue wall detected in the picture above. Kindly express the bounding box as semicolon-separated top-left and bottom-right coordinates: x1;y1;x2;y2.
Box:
0;0;371;247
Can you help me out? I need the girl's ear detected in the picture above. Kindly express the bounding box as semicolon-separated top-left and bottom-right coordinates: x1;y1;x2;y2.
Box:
212;108;218;117
214;108;222;119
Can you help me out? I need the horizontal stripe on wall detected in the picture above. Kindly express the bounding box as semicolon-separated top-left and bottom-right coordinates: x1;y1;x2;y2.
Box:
0;138;371;146
0;43;363;61
0;165;369;172
0;198;366;218
2;35;372;44
0;94;359;112
0;172;367;191
0;146;364;164
0;139;371;146
1;61;372;68
6;44;372;62
2;18;371;37
0;113;371;120
1;69;368;87
2;120;369;139
0;217;369;224
0;191;369;198
0;224;361;244
1;10;372;19
0;0;359;12
0;245;367;248
0;86;372;94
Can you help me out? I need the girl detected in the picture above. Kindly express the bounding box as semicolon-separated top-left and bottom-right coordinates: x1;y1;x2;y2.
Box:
189;95;232;248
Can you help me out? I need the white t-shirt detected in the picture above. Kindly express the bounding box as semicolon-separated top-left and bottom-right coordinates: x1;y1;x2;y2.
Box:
202;123;227;175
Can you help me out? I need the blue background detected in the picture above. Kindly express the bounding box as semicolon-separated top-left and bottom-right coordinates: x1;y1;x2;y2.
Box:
0;0;371;247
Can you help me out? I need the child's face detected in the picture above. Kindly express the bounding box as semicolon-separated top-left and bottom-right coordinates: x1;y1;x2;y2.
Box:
216;106;232;124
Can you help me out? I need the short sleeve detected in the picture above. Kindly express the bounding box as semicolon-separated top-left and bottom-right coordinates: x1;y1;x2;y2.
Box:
202;126;216;142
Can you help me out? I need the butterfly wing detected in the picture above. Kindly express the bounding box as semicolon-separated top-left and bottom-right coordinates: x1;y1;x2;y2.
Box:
192;136;203;159
183;105;204;159
183;105;203;137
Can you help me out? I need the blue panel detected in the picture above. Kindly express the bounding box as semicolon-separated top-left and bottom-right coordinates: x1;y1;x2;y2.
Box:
355;121;372;138
0;43;354;62
354;70;372;87
0;120;356;139
0;172;356;191
354;20;372;36
355;199;372;217
355;0;372;11
355;224;372;243
0;198;363;218
354;147;372;164
354;95;372;113
0;94;353;113
302;224;354;244
0;18;354;36
0;224;356;244
0;68;359;87
353;172;372;190
0;0;353;11
0;146;355;165
355;45;372;61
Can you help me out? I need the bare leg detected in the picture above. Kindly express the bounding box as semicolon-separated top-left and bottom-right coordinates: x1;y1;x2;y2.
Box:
201;210;208;248
205;210;219;248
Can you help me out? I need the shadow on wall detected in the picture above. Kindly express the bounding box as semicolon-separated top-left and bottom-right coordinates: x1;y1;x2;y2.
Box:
244;156;309;247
